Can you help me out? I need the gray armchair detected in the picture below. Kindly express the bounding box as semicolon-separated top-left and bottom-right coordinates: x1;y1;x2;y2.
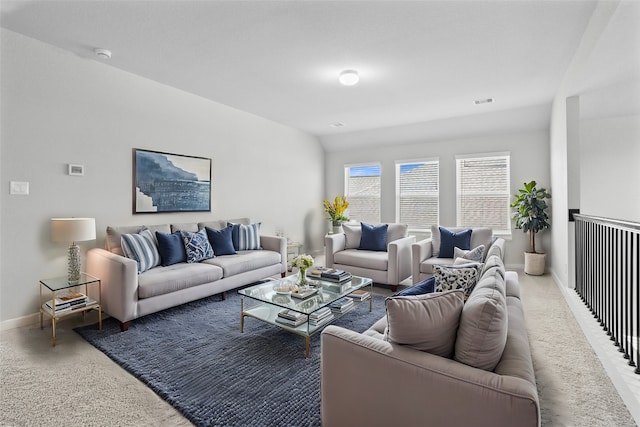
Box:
325;223;415;291
412;226;501;284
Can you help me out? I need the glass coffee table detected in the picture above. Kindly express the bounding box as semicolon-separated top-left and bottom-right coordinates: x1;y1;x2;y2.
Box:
238;275;373;358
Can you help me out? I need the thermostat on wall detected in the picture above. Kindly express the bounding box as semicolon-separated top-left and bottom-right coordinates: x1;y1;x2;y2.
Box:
68;164;84;176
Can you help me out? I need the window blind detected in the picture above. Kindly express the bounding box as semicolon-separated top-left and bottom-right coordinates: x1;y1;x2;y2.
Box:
345;164;381;224
396;161;439;230
456;154;510;234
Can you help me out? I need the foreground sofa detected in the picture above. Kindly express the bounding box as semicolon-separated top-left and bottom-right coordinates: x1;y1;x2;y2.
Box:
86;218;286;331
321;254;540;427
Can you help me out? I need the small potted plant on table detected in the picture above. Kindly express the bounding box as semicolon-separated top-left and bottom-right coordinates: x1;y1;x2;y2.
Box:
511;180;551;275
323;196;349;234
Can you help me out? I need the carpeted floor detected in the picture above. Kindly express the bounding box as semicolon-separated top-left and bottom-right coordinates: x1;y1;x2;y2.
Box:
74;290;384;427
0;272;636;426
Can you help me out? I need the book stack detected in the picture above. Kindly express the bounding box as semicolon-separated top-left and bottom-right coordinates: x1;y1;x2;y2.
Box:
275;309;308;327
44;292;88;314
348;289;371;302
309;307;334;326
319;269;352;283
329;297;354;314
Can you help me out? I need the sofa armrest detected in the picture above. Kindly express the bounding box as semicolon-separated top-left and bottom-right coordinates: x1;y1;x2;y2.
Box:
387;235;415;286
411;238;433;284
324;233;346;268
260;234;287;274
321;325;540;427
85;248;139;323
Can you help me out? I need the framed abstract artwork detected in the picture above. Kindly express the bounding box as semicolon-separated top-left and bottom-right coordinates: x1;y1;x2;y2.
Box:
133;148;212;214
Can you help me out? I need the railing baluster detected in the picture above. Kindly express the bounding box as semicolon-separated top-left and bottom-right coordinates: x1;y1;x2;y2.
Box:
574;214;639;375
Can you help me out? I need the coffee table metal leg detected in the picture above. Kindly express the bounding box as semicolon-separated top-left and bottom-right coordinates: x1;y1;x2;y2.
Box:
305;336;310;359
240;297;245;333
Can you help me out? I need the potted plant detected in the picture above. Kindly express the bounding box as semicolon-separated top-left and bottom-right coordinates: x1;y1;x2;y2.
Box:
510;180;551;275
323;196;349;234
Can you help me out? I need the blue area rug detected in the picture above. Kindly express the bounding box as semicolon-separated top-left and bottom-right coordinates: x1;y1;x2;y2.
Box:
75;288;385;427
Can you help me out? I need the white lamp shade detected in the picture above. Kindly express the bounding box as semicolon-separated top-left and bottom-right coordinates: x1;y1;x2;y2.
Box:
51;218;96;243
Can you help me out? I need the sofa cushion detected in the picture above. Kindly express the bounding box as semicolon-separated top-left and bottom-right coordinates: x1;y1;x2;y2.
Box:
180;229;214;263
455;268;508;371
198;220;226;230
359;223;388;251
505;271;520;299
205;226;237;256
137;263;223;299
342;223;362;249
485;238;504;260
433;264;481;295
482;254;506;278
439;227;472;258
121;228;161;273
171;222;199;233
397;277;436;296
384;290;464;357
155;231;187;266
203;250;281;277
386;223;409;244
334;249;388;271
106;224;171;255
454;245;485;263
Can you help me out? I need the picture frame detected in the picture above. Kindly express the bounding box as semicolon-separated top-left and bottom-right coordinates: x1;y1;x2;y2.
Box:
133;148;212;214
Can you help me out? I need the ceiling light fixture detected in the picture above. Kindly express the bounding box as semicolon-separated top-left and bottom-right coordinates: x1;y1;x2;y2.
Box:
94;48;112;60
339;70;359;86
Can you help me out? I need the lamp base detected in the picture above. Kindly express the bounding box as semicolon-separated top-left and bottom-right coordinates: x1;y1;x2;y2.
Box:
68;243;81;282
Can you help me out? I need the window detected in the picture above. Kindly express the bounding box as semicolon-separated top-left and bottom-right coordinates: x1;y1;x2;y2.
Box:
456;153;511;234
396;160;439;231
345;164;381;224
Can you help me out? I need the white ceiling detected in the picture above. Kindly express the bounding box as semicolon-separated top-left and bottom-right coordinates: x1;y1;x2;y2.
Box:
0;0;602;139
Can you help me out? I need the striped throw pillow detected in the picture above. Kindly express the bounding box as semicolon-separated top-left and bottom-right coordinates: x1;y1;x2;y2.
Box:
237;223;261;250
121;228;161;273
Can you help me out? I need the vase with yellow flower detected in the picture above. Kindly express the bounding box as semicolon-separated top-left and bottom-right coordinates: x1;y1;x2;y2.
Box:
323;196;349;234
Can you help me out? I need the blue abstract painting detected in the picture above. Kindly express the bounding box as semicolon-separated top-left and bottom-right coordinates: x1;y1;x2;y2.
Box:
133;149;211;213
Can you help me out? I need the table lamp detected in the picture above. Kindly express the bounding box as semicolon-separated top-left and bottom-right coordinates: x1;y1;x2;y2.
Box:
51;218;96;282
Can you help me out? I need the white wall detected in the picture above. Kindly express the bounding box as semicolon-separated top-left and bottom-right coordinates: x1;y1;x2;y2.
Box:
324;130;551;268
0;29;325;324
579;115;640;221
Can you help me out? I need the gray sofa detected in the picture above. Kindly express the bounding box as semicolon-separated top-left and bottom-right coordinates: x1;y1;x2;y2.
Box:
86;218;286;331
321;249;540;427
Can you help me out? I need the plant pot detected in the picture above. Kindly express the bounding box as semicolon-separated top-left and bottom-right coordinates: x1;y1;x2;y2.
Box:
524;252;546;275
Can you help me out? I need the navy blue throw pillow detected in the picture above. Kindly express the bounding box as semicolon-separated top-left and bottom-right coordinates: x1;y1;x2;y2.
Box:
359;222;389;252
155;231;187;266
205;226;237;256
396;277;436;296
439;227;472;258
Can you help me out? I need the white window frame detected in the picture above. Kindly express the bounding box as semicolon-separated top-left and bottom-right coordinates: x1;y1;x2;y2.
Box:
344;163;381;225
395;158;439;233
456;152;511;236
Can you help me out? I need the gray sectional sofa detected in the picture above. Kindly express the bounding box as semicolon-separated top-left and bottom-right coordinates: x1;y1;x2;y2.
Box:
86;218;286;331
321;247;540;427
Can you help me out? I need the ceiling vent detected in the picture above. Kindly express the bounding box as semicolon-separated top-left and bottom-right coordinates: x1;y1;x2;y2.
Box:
474;98;495;105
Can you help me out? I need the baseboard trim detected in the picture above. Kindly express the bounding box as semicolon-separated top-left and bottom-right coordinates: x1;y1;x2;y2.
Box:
0;312;41;331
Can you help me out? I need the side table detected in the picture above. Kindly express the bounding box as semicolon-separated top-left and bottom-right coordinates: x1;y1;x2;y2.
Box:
39;272;102;346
